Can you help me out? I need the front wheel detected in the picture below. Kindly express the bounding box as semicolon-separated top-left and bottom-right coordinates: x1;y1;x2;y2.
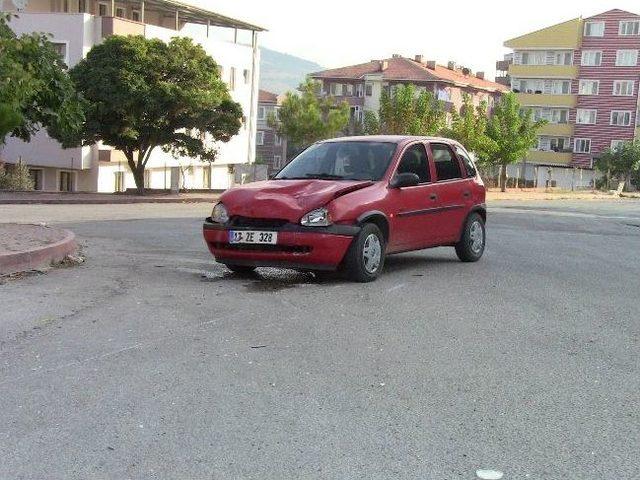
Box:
455;212;485;262
343;223;386;282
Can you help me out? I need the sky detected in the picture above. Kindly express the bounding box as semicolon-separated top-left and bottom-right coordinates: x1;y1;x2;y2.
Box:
192;0;640;80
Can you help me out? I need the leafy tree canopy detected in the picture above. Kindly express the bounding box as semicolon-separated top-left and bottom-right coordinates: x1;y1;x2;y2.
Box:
485;93;546;191
270;78;350;148
67;35;243;192
595;140;640;191
377;84;446;136
441;93;495;163
0;13;84;144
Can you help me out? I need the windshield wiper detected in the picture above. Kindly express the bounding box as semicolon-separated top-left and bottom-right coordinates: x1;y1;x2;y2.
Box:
304;173;345;180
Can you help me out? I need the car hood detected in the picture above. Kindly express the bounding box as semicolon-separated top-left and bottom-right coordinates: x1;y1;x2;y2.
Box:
220;179;374;222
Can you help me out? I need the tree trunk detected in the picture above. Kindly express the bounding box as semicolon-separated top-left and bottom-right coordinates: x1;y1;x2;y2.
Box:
500;164;508;192
132;166;145;195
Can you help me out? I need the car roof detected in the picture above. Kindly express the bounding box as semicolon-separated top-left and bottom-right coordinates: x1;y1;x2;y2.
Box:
318;135;459;145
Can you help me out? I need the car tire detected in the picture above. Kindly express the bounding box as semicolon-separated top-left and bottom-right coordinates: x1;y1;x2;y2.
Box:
343;223;386;282
225;264;257;275
455;212;485;262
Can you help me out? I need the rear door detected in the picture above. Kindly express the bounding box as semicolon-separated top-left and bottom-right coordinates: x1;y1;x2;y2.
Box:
386;142;440;251
427;142;472;242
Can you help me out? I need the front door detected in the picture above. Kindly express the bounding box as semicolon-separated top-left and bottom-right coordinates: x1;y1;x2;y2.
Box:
427;142;471;242
386;142;440;251
59;171;73;192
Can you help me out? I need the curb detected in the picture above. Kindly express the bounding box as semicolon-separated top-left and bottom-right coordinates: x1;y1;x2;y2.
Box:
0;229;78;275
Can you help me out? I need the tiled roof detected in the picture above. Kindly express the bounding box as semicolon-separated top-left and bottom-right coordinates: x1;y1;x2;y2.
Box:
310;56;508;92
258;89;279;103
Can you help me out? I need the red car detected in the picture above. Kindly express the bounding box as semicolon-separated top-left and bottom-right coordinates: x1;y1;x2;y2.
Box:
203;136;486;282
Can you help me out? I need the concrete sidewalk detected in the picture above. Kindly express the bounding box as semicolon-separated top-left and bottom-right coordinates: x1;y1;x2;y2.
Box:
0;224;78;275
0;191;221;205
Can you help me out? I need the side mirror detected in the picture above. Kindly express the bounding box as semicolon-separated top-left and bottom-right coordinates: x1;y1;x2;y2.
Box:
390;172;420;188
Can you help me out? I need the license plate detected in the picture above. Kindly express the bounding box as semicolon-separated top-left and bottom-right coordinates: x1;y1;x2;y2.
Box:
228;230;278;244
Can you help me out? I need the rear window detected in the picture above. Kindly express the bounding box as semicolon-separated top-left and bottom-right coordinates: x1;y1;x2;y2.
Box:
275;141;397;181
431;143;462;181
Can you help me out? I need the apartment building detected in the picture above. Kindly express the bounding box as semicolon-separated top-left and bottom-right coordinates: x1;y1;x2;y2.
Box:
0;0;264;192
310;54;508;131
256;90;287;175
504;9;640;188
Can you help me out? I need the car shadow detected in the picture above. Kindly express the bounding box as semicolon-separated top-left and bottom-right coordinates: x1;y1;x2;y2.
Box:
383;252;460;274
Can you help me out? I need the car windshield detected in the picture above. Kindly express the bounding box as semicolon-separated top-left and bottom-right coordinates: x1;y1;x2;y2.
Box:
274;141;397;181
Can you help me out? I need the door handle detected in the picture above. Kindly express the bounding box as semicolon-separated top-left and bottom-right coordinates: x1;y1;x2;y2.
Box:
429;193;437;201
463;191;471;198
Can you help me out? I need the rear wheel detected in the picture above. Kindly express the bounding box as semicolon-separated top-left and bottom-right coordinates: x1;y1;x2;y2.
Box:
455;212;485;262
343;223;385;282
225;264;257;275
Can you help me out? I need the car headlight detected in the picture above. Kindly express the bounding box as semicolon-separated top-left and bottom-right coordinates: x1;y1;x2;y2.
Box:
211;203;229;224
300;207;331;227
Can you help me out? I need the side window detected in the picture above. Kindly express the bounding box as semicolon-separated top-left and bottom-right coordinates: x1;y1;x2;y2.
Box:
396;143;430;183
431;143;462;181
455;146;477;178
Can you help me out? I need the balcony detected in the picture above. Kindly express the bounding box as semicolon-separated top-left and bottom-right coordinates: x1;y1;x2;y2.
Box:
102;16;145;37
538;123;574;136
526;150;573;165
496;60;512;72
509;64;578;78
516;93;577;108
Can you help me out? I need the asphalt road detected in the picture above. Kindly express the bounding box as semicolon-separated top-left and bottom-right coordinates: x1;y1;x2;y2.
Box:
1;200;639;479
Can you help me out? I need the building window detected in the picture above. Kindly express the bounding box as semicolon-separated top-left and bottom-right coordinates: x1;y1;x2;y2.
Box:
144;170;151;188
131;9;141;21
256;131;264;145
520;51;546;65
203;166;211;189
274;134;282;146
611;140;625;150
610;111;632;126
551;80;571;95
345;84;354;96
51;42;68;66
257;106;266;120
584;21;605;37
613;80;634;96
115;7;125;18
98;2;108;15
356;83;364;97
553;51;572;65
550;109;568;124
274;155;282;168
29;169;44;190
550;137;570;152
616;50;638;66
574;139;591;154
578;79;599;95
59;171;74;192
619;20;640;36
576;109;597;125
581;50;602;66
365;83;373;96
229;67;236;90
330;83;343;96
78;0;87;12
243;69;250;84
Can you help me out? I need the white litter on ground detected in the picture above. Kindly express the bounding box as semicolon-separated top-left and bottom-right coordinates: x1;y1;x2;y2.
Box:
476;469;503;480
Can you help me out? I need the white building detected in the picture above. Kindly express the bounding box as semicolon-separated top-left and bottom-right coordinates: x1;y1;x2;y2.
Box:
0;0;264;192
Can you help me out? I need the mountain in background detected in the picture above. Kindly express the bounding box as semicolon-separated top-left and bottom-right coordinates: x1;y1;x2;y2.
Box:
259;47;324;95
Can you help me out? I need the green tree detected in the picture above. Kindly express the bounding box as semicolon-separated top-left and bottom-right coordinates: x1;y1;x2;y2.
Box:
270;78;350;149
441;93;494;162
0;13;84;143
485;93;546;192
594;140;640;193
378;84;446;135
362;110;381;135
66;35;242;194
0;159;34;191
